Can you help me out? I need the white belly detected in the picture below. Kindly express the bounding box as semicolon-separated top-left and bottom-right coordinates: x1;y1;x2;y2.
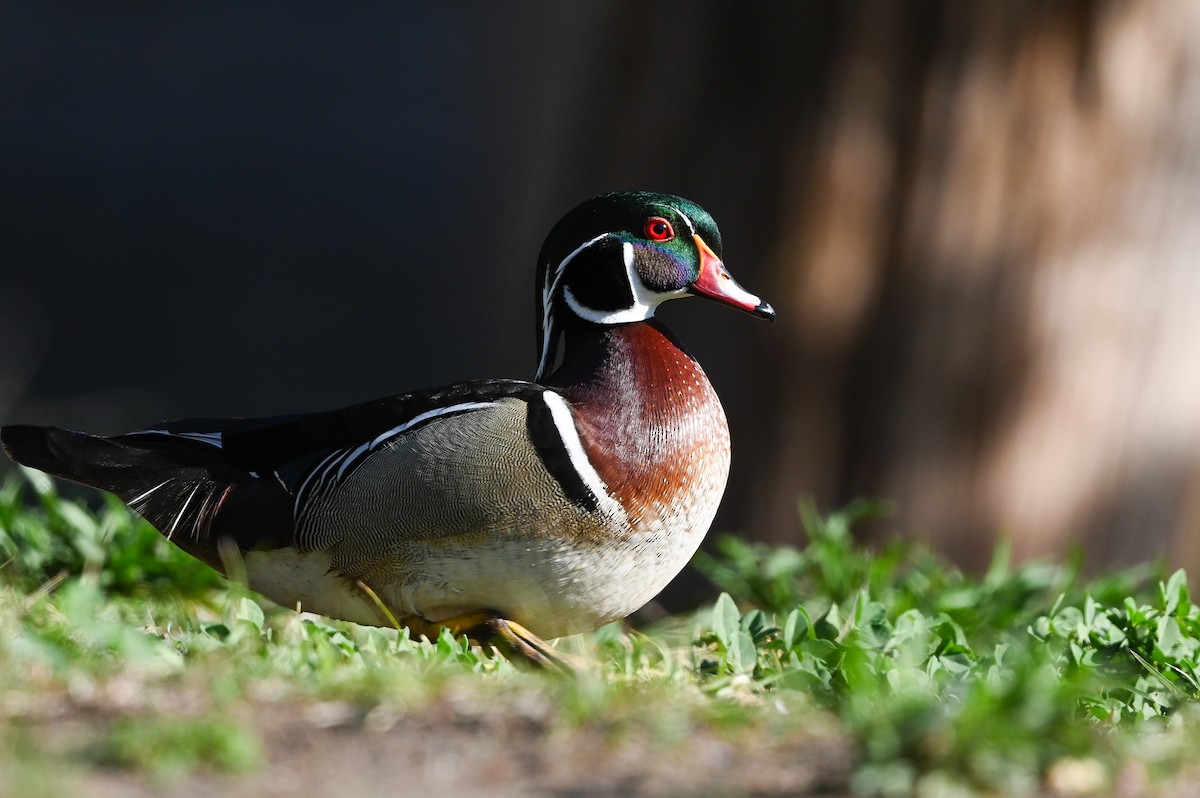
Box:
243;477;724;640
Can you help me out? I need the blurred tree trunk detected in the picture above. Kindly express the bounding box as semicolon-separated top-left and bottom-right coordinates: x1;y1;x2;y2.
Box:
520;0;1200;573
764;0;1200;570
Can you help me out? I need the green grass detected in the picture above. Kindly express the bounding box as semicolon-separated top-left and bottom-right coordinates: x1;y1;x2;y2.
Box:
4;470;1200;795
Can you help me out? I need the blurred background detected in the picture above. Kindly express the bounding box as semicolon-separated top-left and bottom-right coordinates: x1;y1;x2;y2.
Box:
3;2;1199;595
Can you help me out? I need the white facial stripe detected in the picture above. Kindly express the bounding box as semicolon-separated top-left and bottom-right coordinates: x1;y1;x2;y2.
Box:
541;391;623;518
666;205;696;236
538;232;614;380
562;241;685;324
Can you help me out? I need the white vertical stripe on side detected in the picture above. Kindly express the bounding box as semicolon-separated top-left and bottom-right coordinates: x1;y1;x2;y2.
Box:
541;390;623;519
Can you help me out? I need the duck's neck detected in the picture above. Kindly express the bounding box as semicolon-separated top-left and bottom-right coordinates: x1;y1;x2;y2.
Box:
543;319;730;521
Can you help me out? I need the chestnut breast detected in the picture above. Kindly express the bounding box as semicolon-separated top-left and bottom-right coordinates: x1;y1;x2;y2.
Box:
560;321;731;530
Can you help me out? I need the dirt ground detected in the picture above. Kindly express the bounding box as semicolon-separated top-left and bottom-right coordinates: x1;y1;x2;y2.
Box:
8;697;857;798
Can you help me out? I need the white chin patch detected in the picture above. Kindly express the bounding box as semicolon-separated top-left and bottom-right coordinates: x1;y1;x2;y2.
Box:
564;242;684;325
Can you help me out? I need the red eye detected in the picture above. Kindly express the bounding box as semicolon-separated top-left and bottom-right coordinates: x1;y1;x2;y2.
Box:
643;217;674;242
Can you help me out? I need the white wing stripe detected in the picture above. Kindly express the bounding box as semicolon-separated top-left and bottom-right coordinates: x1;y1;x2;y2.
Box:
296;401;498;520
130;429;224;448
336;441;374;481
127;479;170;508
167;483;201;540
365;401;496;451
294;449;345;514
335;400;497;481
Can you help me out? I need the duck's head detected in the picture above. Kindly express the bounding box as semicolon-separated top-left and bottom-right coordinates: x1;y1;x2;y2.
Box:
535;191;775;380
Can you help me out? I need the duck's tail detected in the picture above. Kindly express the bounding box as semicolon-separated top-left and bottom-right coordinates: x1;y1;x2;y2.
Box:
1;424;292;569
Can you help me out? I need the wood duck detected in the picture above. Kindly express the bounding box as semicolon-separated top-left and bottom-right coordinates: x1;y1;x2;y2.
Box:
1;191;774;665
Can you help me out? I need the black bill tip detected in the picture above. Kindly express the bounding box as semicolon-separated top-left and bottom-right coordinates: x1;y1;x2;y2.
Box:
754;301;777;322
